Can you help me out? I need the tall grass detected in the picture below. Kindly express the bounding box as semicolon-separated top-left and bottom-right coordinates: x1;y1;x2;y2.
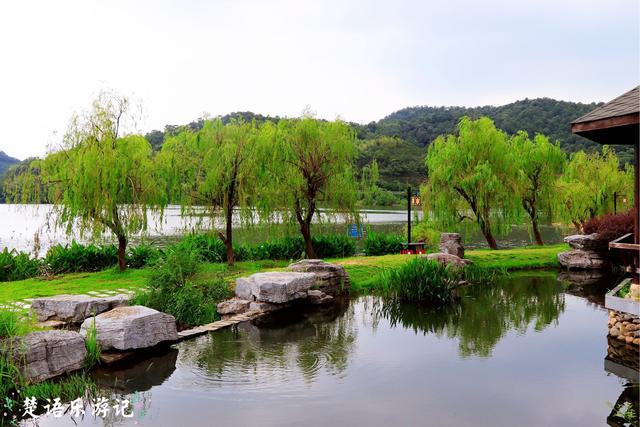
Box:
377;258;505;305
0;248;40;282
84;315;101;368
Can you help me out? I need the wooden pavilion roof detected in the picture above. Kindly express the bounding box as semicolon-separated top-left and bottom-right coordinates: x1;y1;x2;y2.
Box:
571;86;639;145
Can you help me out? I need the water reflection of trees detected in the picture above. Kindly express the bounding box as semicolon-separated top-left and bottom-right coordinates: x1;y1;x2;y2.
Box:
178;301;357;383
375;274;566;357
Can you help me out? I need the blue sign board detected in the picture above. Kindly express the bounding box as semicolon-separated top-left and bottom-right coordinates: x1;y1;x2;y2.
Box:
349;224;363;238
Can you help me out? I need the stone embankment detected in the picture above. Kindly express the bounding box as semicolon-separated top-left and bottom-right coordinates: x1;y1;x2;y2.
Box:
608;311;640;347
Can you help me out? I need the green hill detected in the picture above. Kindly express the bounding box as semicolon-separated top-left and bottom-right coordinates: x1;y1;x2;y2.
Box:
0;151;19;177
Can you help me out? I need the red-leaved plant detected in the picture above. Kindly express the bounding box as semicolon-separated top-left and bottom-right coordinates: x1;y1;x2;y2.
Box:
583;209;636;241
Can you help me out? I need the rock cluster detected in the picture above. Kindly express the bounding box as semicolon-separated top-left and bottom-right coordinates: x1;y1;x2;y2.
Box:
607;336;639;371
218;262;345;316
31;294;129;323
8;330;87;382
608;310;640;347
288;259;350;295
558;234;610;270
80;306;178;351
424;252;472;268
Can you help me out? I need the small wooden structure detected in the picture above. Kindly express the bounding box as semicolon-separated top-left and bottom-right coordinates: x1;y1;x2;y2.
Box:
571;86;639;284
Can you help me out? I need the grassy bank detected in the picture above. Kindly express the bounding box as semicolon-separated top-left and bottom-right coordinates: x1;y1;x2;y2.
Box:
0;245;568;303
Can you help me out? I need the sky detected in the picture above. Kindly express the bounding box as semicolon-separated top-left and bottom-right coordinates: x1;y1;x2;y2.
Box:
0;0;638;160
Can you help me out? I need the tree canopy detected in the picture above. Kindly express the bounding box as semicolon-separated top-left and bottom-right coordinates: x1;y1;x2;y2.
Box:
424;116;521;249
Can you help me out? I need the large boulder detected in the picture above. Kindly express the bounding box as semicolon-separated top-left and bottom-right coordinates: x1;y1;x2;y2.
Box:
564;234;609;252
557;249;609;270
439;233;464;258
288;259;350;295
31;294;129;324
424;252;472;268
235;272;316;303
8;330;87;382
307;289;334;305
80;306;178;351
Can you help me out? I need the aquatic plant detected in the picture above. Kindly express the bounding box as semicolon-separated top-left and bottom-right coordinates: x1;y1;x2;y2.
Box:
379;258;458;304
84;315;101;369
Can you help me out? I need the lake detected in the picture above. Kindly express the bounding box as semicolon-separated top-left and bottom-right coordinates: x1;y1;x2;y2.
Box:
28;272;639;426
0;204;570;257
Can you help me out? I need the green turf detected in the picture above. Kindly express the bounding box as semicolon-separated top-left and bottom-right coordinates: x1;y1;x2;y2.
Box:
0;245;568;303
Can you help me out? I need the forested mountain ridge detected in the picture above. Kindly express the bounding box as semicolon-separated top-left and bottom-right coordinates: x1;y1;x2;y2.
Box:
0;151;19;177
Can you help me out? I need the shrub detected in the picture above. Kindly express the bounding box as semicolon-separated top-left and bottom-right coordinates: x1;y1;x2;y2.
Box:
176;234;226;263
379;258;458;304
312;234;356;258
364;232;405;256
250;236;304;260
0;248;40;282
126;244;162;268
45;241;118;273
136;245;232;327
411;222;442;249
583;209;635;241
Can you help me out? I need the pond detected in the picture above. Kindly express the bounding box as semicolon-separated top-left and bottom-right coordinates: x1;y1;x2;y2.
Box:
0;204;570;257
30;272;638;426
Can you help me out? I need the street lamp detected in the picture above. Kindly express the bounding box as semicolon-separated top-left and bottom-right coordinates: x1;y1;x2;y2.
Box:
614;192;628;214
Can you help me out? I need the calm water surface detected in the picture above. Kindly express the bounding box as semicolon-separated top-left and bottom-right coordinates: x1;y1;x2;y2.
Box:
31;273;639;427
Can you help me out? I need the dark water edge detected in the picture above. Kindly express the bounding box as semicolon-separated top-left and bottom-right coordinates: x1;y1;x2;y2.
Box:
22;272;639;427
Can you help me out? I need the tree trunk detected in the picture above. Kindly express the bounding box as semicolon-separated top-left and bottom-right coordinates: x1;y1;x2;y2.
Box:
478;217;498;250
117;234;127;271
531;218;544;246
225;205;234;266
300;221;315;258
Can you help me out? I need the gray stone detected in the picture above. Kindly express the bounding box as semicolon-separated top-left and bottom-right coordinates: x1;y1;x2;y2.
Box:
249;301;283;313
217;298;251;315
234;278;255;301
439;233;464;258
307;289;334;305
564;234;608;251
31;294;130;324
235;272;316;303
8;330;87;382
424;252;472;268
80;306;178;351
557;250;609;270
288;259;350;295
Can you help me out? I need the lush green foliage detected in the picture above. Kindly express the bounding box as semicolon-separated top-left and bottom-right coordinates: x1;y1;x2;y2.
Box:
126;243;162;268
264;117;360;258
558;147;634;228
45;242;118;273
0;248;40;281
158;119;264;265
378;258;458;304
83;316;101;368
135;245;232;326
425;117;521;249
363;232;405;256
4;92;167;271
511;132;566;245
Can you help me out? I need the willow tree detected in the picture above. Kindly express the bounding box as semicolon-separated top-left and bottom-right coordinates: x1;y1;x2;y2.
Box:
558;146;634;229
424;116;520;249
511;132;565;245
5;92;164;270
265;117;359;258
157;119;261;265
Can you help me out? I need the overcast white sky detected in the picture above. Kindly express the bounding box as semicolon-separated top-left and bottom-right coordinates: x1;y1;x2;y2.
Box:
0;0;638;160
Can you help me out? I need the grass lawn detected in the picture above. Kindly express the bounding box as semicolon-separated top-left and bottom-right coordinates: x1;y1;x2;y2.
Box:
0;244;568;303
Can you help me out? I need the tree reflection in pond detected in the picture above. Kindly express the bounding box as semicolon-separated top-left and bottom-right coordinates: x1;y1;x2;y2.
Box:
375;273;566;357
177;301;357;384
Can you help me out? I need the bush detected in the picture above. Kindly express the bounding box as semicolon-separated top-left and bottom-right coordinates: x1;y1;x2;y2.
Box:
312;234;356;258
250;236;304;260
176;234;226;263
45;241;118;274
583;209;636;241
379;258;458;304
0;248;40;282
137;245;232;327
364;232;405;256
126;244;162;268
411;222;442;249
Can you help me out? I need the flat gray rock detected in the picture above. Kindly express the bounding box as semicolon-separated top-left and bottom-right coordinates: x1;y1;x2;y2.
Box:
217;298;251;315
424;252;472;268
288;259;351;295
235;272;316;303
31;294;129;323
9;330;87;382
558;249;609;270
564;234;608;251
80;305;178;351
